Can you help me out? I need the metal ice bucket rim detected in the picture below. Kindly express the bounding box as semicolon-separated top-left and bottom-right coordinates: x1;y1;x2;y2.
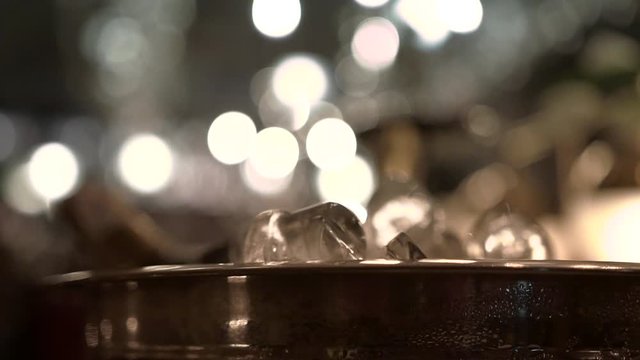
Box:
43;259;640;285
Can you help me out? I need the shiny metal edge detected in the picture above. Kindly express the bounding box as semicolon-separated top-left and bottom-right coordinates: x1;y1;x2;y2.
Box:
42;259;640;286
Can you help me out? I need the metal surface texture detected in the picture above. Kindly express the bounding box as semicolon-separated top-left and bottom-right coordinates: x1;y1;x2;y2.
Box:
39;260;640;359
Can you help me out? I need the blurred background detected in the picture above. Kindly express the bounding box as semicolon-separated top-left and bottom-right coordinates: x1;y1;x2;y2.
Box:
1;0;640;280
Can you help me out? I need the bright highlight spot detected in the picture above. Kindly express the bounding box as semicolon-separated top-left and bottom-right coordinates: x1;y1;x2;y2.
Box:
306;118;357;170
117;134;174;194
241;161;293;196
602;198;640;262
344;201;369;223
3;164;46;215
352;17;400;71
207;111;257;165
440;0;483;34
354;0;389;8
247;127;299;179
396;0;450;46
27;143;81;202
316;155;376;222
272;55;328;107
252;0;301;38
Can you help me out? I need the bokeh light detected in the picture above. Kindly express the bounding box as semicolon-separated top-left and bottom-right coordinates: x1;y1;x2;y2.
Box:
396;0;450;46
601;197;640;262
247;127;299;179
252;0;301;38
316;155;376;222
354;0;389;8
27;143;81;202
272;54;328;107
117;133;174;194
351;17;400;71
241;161;293;196
3;164;46;215
440;0;483;34
306;118;357;170
207;111;257;165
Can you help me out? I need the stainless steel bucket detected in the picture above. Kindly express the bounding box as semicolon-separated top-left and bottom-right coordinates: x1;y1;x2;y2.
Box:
38;260;640;359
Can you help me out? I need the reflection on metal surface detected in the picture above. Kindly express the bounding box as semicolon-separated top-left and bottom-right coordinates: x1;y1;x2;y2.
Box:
100;318;113;343
84;323;99;348
227;275;249;346
126;317;138;333
126;280;140;347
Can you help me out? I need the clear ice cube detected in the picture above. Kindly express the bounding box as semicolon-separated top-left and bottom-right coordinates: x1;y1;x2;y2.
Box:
242;210;288;263
385;232;426;260
468;207;552;260
366;178;437;255
242;203;366;263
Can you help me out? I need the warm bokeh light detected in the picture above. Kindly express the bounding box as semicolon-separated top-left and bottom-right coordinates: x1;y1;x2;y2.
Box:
316;155;376;220
247;127;299;179
395;0;450;46
252;0;301;38
272;55;328;107
440;0;483;34
351;17;400;71
306;118;357;170
241;161;293;196
565;191;640;262
3;164;46;215
354;0;389;8
596;194;640;262
27;143;81;202
117;133;174;194
207;111;257;165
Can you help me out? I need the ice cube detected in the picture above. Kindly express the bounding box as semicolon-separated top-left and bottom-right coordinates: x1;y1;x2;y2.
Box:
242;202;366;263
385;232;426;260
242;210;288;263
366;178;436;255
468;208;552;260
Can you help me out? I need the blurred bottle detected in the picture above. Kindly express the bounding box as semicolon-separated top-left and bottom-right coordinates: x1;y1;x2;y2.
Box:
365;121;465;258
